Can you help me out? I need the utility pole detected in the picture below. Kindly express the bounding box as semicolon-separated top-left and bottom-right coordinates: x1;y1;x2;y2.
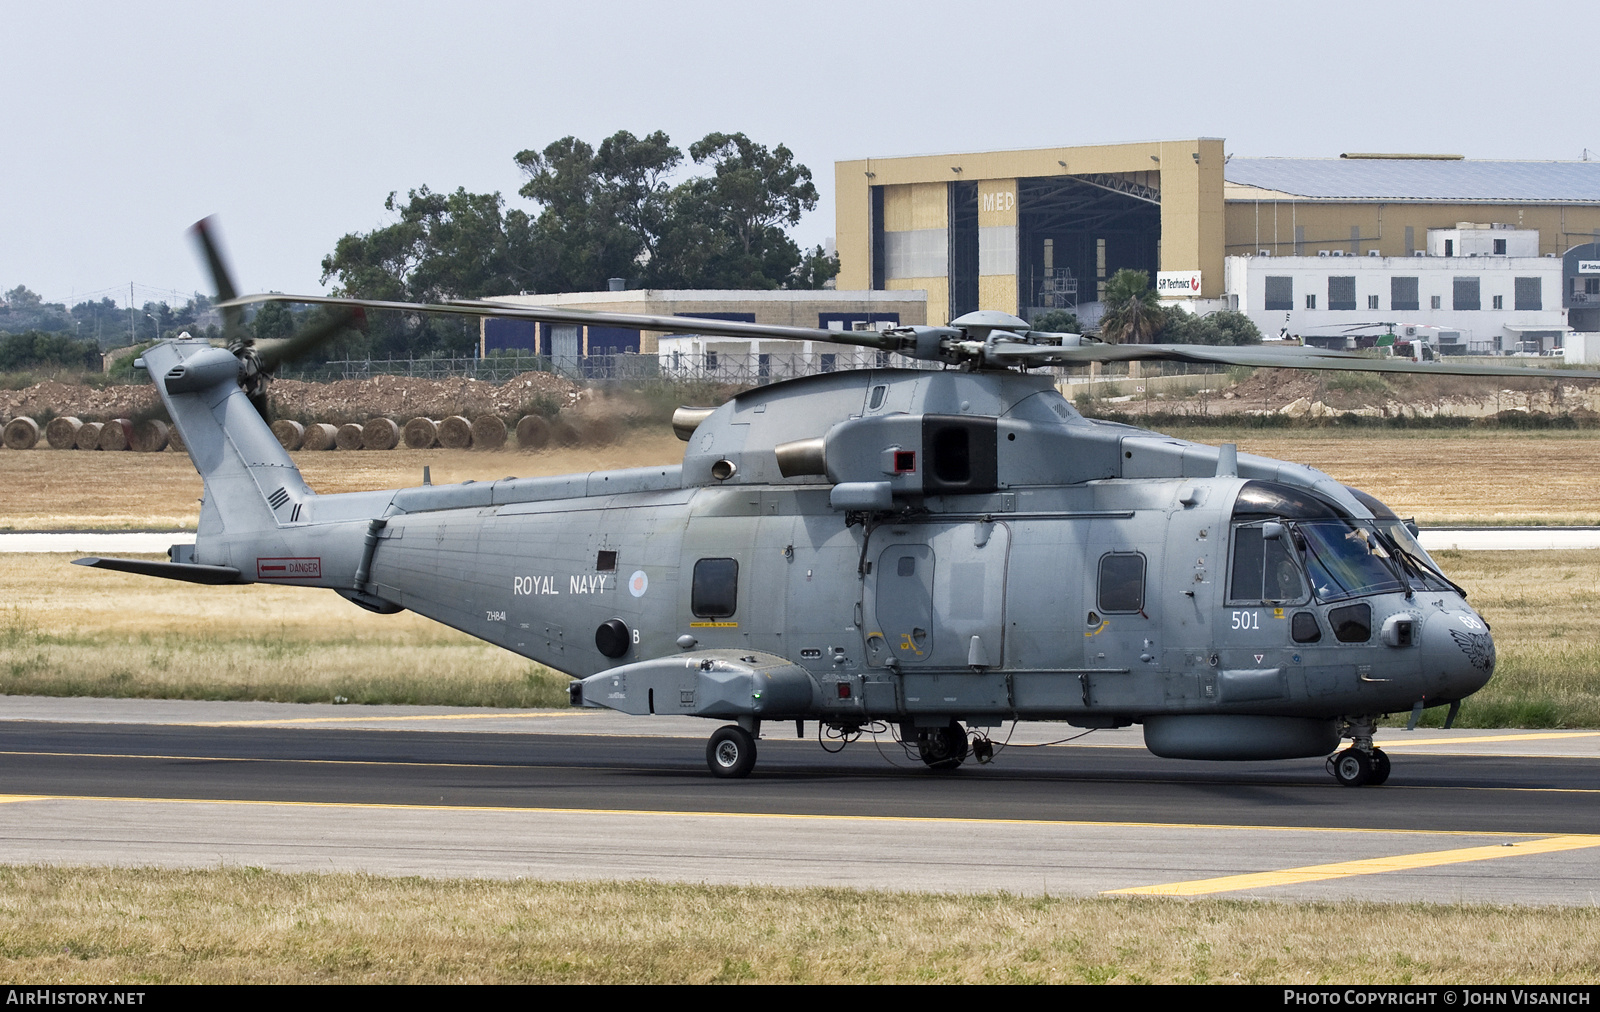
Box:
129;283;135;346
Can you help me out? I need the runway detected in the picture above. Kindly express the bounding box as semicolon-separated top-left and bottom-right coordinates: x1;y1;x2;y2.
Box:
1;697;1597;904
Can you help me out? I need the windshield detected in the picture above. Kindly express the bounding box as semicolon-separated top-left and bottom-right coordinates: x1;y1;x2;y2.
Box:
1343;485;1458;594
1294;521;1408;603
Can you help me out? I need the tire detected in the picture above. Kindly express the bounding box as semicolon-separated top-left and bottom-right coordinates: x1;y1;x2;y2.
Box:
918;722;968;771
707;725;757;779
1368;748;1392;786
1331;748;1372;787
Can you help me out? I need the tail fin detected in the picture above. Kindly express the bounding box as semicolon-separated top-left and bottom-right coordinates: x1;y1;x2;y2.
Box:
143;338;311;548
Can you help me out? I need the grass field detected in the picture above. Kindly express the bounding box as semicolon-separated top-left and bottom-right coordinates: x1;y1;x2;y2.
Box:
0;553;570;707
0;867;1594;984
2;549;1597;726
4;427;1600;528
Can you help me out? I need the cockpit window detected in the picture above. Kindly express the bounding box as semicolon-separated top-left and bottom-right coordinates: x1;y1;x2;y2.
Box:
1232;481;1345;521
1345;485;1457;594
1229;526;1308;604
1294;522;1408;602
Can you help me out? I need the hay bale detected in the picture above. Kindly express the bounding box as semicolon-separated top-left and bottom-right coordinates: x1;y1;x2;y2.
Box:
363;417;400;450
551;416;582;447
471;415;507;451
334;422;366;451
438;415;473;449
44;416;82;449
270;419;305;451
167;425;185;453
98;418;133;452
300;422;338;451
402;416;438;449
2;417;39;450
130;419;169;452
515;414;550;451
75;421;105;450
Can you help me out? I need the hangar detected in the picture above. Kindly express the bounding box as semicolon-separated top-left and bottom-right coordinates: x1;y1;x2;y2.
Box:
834;141;1600;328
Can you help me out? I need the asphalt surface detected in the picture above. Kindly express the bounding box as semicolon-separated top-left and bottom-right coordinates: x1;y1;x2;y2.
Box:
1;698;1598;904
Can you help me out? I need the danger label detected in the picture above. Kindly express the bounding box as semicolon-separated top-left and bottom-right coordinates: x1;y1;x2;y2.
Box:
257;557;321;579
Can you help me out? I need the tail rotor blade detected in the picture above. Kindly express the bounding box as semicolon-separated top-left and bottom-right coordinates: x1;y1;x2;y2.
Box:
253;306;367;374
189;216;247;342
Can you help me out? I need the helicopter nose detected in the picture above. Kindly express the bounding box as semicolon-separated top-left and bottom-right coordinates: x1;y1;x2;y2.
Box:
1421;609;1496;700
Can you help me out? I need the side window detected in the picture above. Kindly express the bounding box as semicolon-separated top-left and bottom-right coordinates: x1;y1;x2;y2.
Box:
1229;525;1307;604
1098;553;1145;613
692;558;739;617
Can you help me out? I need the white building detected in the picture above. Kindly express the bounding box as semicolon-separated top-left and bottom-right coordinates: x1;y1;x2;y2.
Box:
1225;250;1568;356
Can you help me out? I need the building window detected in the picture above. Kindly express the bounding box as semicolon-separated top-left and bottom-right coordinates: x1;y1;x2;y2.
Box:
1368;295;1379;310
1431;295;1442;309
1492;295;1504;310
1494;238;1507;255
1264;276;1293;311
1305;294;1317;310
1328;276;1356;311
1392;277;1420;311
1588;278;1600;296
1454;277;1481;311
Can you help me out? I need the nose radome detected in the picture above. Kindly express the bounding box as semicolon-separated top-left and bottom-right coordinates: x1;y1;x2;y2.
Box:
1422;610;1495;699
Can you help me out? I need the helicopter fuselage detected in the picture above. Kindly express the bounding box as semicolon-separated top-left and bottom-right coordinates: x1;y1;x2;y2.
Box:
127;341;1493;777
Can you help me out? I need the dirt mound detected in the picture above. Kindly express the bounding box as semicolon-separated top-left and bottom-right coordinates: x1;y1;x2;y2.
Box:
1;370;586;425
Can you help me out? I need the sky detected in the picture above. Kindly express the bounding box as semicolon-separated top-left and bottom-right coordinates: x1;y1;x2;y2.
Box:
1;0;1589;308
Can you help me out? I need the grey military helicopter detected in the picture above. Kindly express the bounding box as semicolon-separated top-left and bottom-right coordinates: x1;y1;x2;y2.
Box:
78;222;1598;787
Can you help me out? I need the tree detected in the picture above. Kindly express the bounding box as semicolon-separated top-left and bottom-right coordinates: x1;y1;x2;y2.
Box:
1029;309;1080;333
321;187;536;357
789;244;840;290
515;131;680;292
1159;307;1263;345
1097;269;1165;344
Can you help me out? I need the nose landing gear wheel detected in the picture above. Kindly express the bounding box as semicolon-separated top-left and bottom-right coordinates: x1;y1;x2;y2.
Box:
917;722;969;771
1330;748;1373;787
707;725;757;778
1368;748;1391;786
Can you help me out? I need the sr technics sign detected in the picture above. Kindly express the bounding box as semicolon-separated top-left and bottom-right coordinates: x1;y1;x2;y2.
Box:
1156;271;1202;297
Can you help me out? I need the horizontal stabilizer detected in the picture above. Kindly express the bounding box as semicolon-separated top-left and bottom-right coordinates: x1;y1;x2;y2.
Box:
73;556;243;585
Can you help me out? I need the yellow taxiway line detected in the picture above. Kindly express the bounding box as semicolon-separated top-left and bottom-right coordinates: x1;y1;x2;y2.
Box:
1107;835;1600;896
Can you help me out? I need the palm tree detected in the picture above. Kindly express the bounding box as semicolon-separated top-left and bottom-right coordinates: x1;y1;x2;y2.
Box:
1097;269;1166;344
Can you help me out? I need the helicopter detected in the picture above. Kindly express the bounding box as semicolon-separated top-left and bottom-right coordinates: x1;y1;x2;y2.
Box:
75;222;1600;787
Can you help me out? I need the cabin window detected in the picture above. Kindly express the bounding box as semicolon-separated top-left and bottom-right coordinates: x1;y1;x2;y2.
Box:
692;558;739;617
596;550;617;572
1097;553;1146;613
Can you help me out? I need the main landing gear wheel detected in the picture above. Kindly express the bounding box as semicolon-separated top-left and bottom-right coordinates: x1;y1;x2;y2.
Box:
1330;748;1373;787
707;725;757;779
917;722;969;771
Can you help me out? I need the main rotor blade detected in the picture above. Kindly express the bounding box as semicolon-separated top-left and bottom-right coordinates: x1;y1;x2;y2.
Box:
987;340;1600;380
189;217;247;342
221;293;905;352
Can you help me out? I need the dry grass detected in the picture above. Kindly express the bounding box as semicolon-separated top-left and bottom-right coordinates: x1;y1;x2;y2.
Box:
3;428;1599;529
0;866;1593;984
0;553;570;705
0;434;685;530
1427;549;1600;727
1161;428;1600;527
